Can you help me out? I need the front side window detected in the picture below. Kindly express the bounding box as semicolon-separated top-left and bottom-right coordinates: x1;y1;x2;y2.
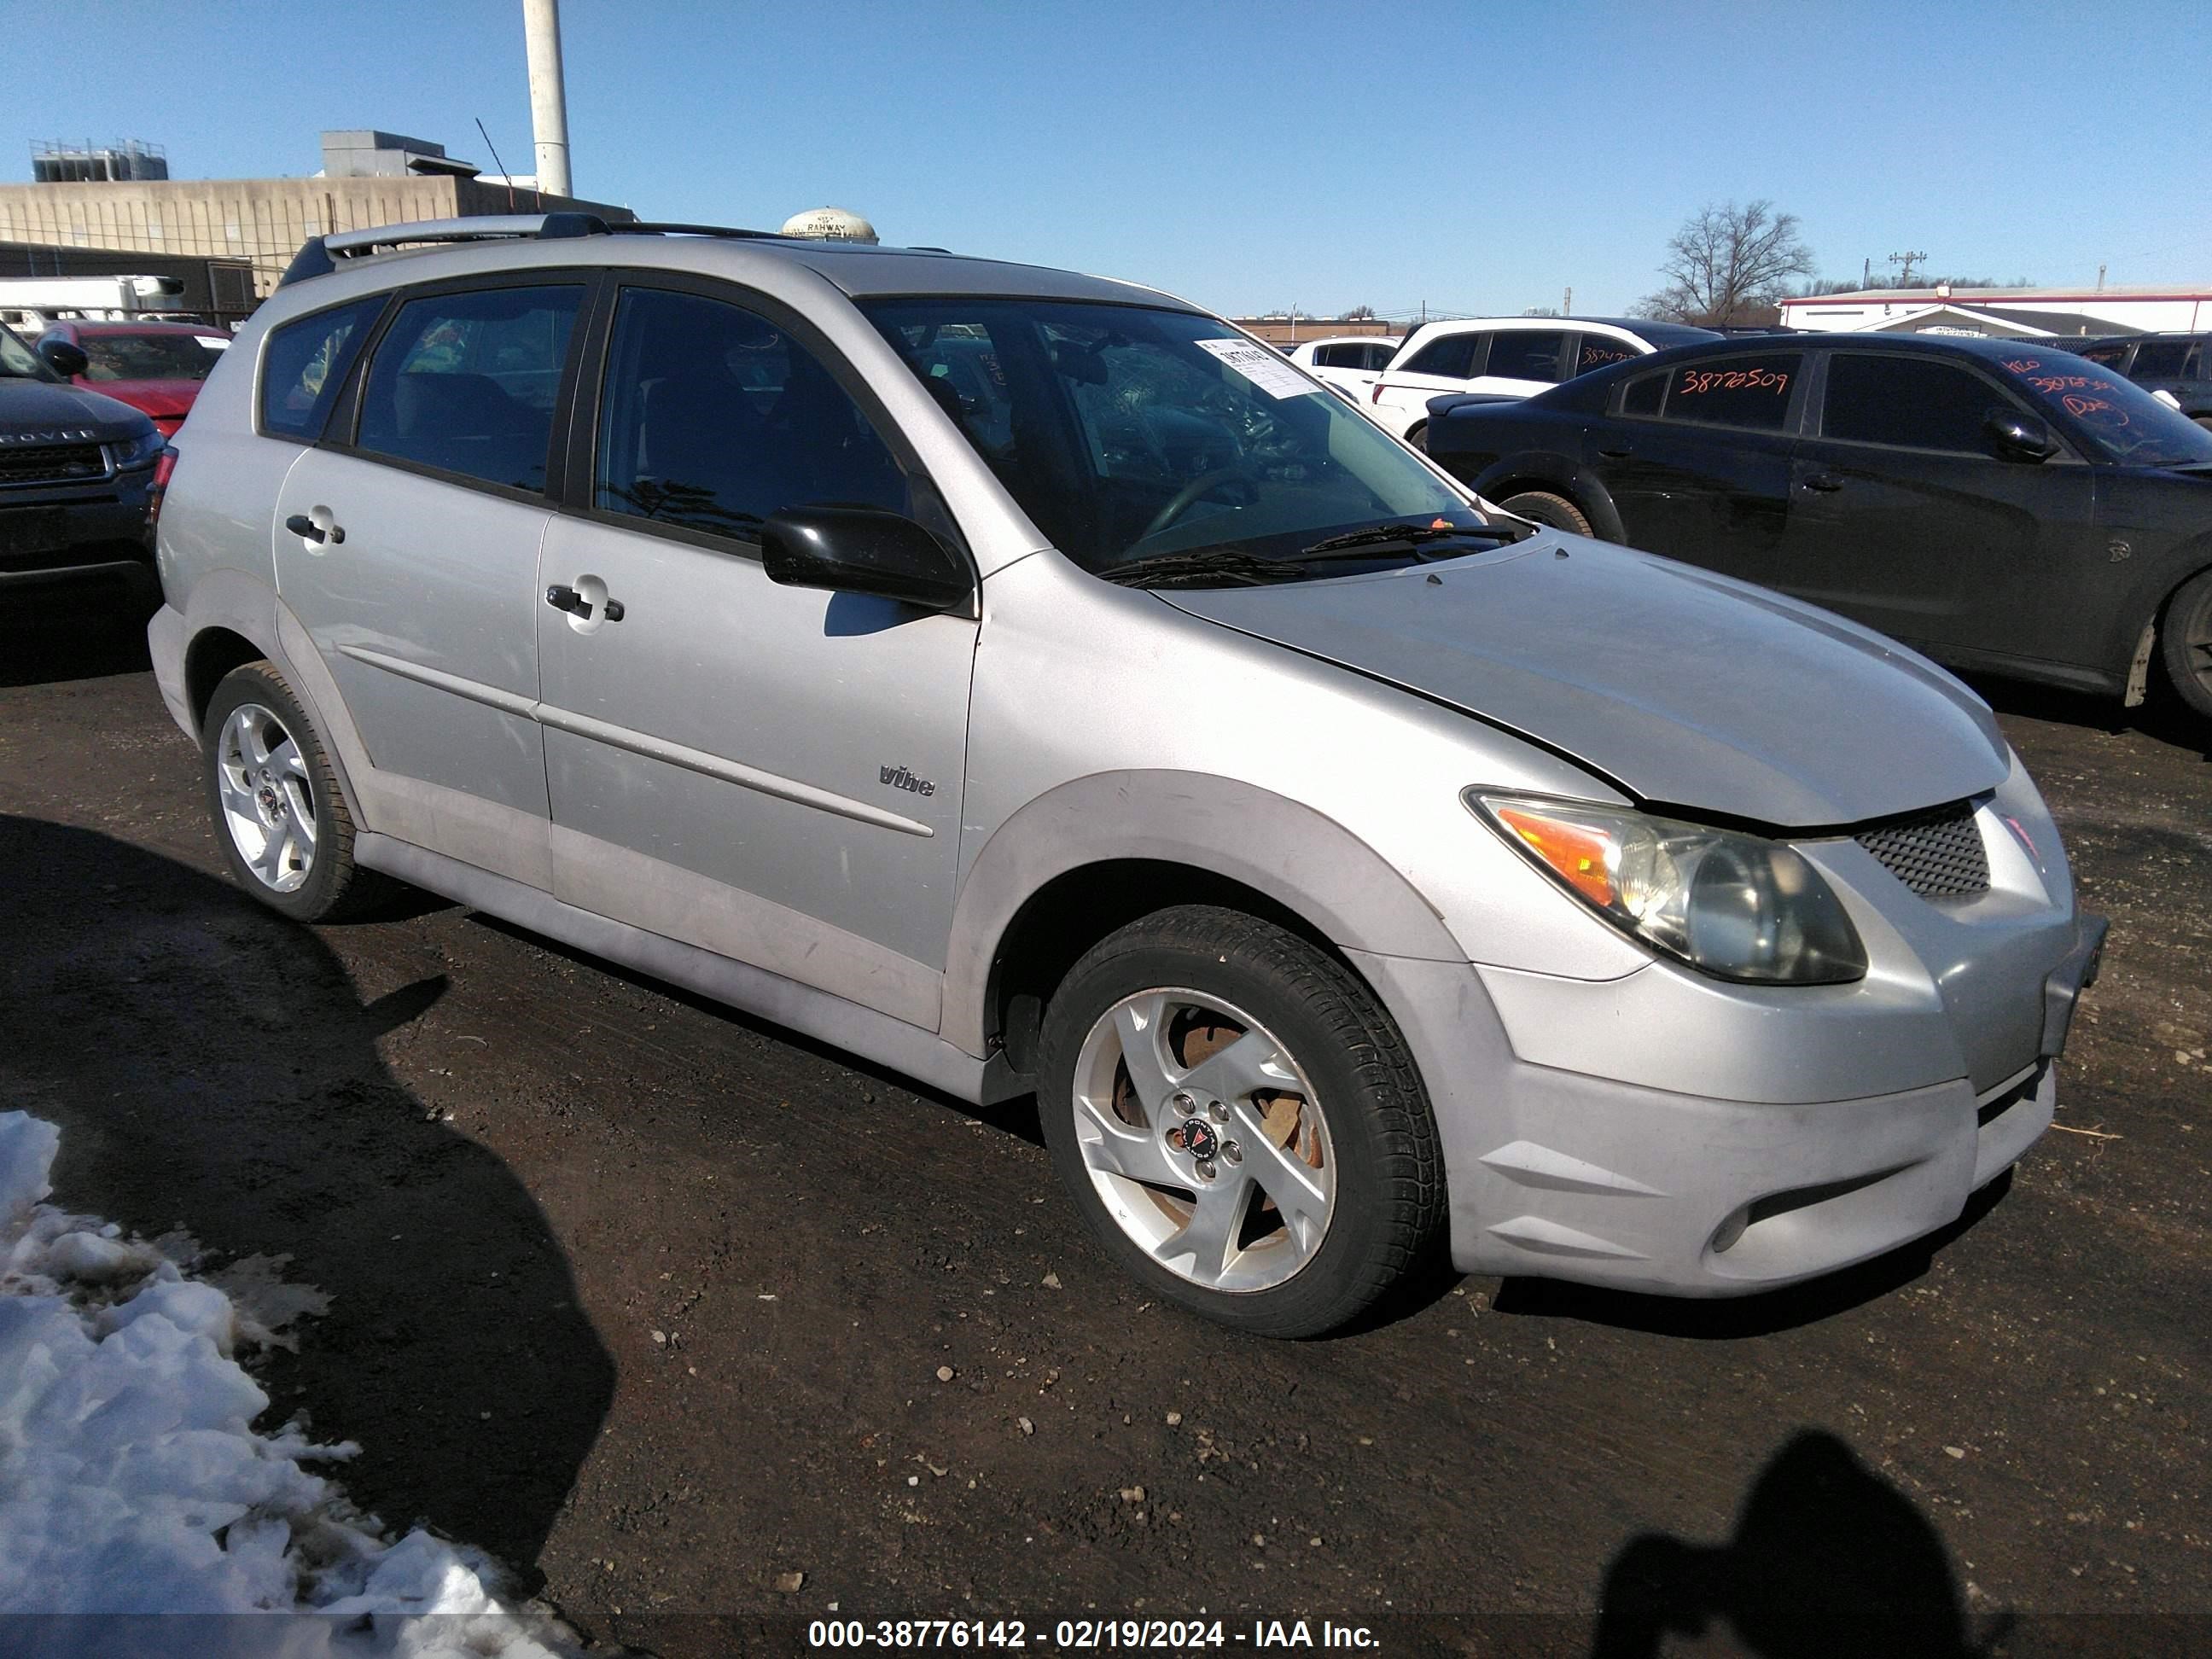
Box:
1361;342;1396;370
1996;349;2212;467
1660;352;1802;432
594;286;909;540
78;331;226;383
1573;333;1640;376
1400;333;1481;381
1821;355;2016;453
259;297;382;441
355;285;582;491
1487;330;1569;383
1312;343;1358;369
2076;342;2130;368
864;297;1481;578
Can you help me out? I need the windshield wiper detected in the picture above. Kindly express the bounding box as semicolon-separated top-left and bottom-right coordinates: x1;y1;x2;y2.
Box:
1098;549;1321;588
1299;521;1527;556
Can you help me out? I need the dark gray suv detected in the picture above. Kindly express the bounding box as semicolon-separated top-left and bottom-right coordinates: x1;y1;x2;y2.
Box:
0;323;166;601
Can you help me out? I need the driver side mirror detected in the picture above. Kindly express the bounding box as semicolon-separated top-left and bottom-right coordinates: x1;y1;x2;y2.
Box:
760;505;973;613
38;339;89;378
1986;410;2058;462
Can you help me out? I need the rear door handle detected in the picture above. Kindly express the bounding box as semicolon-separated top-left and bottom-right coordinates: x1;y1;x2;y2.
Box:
284;509;345;544
1802;474;1845;493
1597;444;1633;458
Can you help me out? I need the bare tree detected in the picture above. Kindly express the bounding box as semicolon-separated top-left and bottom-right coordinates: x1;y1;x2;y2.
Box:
1636;201;1819;326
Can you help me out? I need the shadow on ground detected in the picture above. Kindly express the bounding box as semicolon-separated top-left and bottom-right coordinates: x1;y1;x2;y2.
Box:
1592;1427;2004;1657
0;813;614;1584
0;590;159;690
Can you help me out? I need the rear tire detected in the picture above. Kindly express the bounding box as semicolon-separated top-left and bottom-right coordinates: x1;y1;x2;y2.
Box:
203;661;391;923
2157;567;2212;723
1036;905;1444;1338
1403;422;1427;451
2191;415;2212;431
1498;489;1594;537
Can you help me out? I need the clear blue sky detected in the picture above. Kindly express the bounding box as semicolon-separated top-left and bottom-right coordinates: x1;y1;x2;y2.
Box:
12;0;2211;319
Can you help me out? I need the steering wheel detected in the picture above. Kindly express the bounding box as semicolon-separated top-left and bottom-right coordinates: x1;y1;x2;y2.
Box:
1139;468;1261;540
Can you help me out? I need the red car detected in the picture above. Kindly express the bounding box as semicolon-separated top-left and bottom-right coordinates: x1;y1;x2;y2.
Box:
36;319;232;437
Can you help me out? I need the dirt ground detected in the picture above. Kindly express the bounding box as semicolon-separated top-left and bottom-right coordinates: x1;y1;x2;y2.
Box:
3;597;2207;1657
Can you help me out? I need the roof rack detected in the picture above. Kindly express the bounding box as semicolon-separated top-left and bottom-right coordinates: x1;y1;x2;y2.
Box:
276;212;820;288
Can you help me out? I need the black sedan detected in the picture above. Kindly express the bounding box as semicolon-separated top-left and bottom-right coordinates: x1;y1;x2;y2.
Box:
1423;333;2212;725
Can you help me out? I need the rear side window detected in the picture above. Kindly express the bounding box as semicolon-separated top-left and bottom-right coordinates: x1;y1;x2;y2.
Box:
1661;353;1801;431
1400;333;1481;380
259;297;382;441
1620;372;1665;416
1361;342;1396;370
1487;330;1569;383
593;286;909;542
1822;355;2014;453
354;285;583;492
2130;339;2193;378
1573;333;1640;376
2077;342;2131;368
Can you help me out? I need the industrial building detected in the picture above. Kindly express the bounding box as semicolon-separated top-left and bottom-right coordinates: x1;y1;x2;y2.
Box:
0;130;632;314
1778;284;2212;339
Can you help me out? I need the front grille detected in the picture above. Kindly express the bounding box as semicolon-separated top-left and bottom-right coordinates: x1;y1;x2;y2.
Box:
1854;799;1991;899
0;443;109;489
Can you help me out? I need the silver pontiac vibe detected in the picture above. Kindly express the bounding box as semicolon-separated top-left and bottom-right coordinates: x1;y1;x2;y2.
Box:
145;216;2104;1336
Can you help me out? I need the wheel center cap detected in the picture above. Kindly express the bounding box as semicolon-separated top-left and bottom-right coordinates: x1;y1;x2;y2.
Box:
1180;1119;1220;1161
257;784;282;819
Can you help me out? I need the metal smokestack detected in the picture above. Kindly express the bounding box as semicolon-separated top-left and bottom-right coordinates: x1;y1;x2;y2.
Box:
522;0;573;199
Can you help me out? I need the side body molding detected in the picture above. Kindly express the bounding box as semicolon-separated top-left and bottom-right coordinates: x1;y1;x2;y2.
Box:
939;770;1468;1057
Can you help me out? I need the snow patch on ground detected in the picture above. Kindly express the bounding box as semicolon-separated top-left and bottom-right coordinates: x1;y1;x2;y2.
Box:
0;1109;593;1656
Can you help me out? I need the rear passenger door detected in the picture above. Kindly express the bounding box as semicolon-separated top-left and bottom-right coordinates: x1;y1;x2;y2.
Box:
534;276;976;1031
272;277;588;889
1592;350;1805;580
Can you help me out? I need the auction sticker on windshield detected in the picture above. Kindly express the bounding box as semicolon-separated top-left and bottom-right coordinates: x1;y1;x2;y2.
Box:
1194;336;1319;399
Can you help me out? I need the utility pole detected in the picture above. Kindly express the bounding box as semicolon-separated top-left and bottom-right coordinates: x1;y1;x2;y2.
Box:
522;0;573;199
1889;249;1928;288
1563;285;1572;317
2097;263;2107;292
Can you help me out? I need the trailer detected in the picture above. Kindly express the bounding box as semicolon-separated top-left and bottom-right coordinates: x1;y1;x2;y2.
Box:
0;273;190;335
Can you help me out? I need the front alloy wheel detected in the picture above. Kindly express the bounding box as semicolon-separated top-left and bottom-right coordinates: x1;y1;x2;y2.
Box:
1038;905;1444;1337
1071;988;1336;1294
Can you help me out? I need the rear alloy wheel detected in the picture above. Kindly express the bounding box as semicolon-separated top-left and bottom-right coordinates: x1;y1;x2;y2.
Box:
1038;905;1443;1337
1498;490;1593;536
1403;422;1428;451
203;662;388;923
2158;567;2212;723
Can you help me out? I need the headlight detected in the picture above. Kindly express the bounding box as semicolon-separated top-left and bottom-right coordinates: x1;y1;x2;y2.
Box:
108;428;165;471
1470;793;1867;985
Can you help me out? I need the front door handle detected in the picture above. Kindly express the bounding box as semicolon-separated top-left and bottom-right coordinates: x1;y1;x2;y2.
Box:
285;507;345;544
545;583;593;619
1597;443;1633;458
1802;474;1845;493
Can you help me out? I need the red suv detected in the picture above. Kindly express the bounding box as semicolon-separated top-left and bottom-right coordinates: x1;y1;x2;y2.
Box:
37;319;232;437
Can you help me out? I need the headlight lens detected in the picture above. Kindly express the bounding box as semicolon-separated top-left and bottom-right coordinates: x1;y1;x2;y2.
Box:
108;428;165;471
1470;793;1867;985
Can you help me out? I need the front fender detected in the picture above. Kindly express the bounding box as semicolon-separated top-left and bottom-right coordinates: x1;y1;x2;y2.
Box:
939;770;1467;1055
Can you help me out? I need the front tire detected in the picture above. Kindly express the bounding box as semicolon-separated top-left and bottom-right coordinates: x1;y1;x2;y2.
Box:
2158;567;2212;723
1036;905;1443;1337
1498;489;1594;536
203;661;388;923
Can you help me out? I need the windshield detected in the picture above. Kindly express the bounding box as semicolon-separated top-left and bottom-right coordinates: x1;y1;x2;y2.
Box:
0;324;55;381
860;299;1484;578
1995;351;2212;468
77;330;226;383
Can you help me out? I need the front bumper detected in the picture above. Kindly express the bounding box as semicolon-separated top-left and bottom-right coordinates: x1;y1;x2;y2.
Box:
0;478;156;594
1351;911;2103;1297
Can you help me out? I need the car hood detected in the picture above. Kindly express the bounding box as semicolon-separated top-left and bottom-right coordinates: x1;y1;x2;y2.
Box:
0;377;152;439
1157;537;2011;828
79;378;201;420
